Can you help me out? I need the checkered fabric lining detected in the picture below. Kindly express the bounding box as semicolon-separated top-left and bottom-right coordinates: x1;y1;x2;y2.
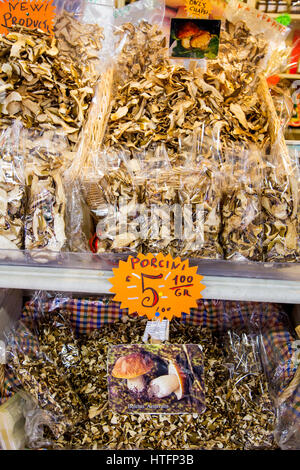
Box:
1;298;299;421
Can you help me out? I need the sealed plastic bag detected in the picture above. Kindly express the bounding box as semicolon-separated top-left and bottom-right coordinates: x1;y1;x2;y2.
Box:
24;167;66;260
0;0;113;176
262;157;299;263
221;147;264;262
0;122;25;252
4;296;85;441
178;162;222;259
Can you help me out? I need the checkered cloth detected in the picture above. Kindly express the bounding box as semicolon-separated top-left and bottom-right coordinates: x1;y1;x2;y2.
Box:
1;298;299;424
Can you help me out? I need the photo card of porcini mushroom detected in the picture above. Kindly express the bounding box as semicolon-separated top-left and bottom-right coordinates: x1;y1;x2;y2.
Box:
169;18;221;59
107;344;205;414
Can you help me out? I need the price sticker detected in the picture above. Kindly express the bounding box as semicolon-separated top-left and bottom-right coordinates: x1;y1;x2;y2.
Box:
109;253;206;321
0;0;56;36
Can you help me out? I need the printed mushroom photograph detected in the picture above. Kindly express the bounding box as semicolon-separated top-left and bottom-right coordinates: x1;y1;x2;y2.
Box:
170;18;221;59
108;344;206;414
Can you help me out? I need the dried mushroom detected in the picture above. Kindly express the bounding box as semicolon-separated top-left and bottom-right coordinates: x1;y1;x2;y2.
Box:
177;165;222;259
221;153;264;262
104;21;269;164
85;19;295;262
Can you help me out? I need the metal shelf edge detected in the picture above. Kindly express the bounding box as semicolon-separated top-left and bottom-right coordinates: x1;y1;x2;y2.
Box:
0;265;299;304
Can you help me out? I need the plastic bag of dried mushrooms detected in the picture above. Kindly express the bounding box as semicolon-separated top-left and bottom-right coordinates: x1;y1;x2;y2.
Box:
79;0;299;264
0;0;114;259
0;123;25;256
1;294;299;450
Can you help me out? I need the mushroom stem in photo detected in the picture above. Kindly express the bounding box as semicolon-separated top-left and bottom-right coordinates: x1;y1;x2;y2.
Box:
148;374;180;399
127;375;146;393
149;361;186;400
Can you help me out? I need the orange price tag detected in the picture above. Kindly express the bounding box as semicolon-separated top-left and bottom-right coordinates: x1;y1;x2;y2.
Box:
0;0;56;36
109;253;206;321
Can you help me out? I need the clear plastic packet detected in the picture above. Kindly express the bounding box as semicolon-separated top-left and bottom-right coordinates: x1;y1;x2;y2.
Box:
142;170;179;255
256;77;299;263
222;330;276;450
262;160;298;263
221;147;264;262
0;391;36;450
103;13;275;171
83;150;145;254
0;1;113;177
0;122;25;252
37;302;278;450
225;0;289;78
177;162;222;259
64;177;92;253
258;303;300;450
24;166;66;261
4;299;85;441
114;0;164;28
4;294;298;450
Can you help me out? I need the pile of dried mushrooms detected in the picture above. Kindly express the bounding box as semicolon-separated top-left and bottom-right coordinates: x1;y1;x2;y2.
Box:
84;20;299;263
8;315;277;450
0;11;104;255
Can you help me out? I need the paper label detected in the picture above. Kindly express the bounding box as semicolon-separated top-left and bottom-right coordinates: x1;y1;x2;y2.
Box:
142;320;169;343
0;0;56;36
108;343;205;414
185;0;212;18
109;253;206;321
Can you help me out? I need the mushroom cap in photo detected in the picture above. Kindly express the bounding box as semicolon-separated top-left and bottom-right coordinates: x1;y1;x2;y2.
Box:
177;21;201;39
190;31;211;49
112;352;154;379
